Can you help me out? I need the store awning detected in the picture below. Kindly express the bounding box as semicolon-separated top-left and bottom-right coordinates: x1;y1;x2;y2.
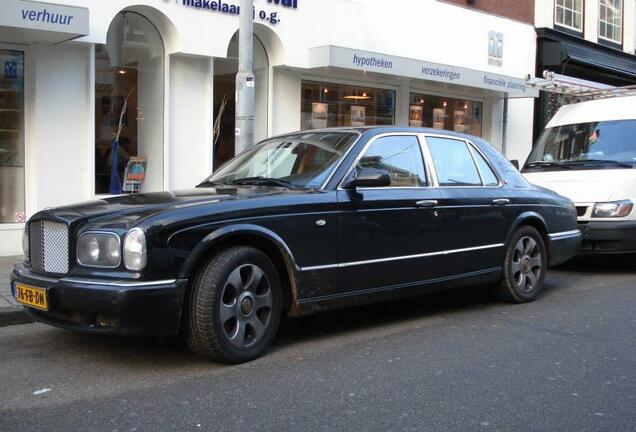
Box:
0;0;88;44
543;40;636;79
308;45;538;98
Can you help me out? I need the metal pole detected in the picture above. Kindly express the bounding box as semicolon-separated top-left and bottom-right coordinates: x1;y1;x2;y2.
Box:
235;0;255;155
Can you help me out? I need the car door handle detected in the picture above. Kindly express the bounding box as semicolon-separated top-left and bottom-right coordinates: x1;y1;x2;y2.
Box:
416;200;439;208
492;198;510;205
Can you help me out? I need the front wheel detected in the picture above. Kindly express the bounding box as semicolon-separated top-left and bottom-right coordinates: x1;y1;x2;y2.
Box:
498;226;547;303
186;246;282;363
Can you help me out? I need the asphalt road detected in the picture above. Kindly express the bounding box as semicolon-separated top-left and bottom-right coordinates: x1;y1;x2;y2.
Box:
1;256;635;432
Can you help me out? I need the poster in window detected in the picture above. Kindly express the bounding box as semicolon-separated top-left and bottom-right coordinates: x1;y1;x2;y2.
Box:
453;110;466;132
122;156;147;193
350;105;366;127
311;102;328;129
409;105;423;127
433;108;445;129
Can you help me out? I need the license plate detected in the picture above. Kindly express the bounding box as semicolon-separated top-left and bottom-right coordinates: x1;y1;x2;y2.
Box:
14;283;48;311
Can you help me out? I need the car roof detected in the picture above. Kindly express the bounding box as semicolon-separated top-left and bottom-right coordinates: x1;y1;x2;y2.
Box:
546;95;636;128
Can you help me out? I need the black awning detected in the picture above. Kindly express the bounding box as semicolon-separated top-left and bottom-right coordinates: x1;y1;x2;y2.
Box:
538;29;636;81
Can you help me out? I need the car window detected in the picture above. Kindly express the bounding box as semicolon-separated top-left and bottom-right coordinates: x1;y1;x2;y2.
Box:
469;146;499;186
426;137;482;186
357;136;427;187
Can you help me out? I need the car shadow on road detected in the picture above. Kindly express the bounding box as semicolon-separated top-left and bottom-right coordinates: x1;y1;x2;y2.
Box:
555;253;636;274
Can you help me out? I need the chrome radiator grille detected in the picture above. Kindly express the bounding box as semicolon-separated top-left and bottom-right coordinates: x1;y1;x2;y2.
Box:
29;220;69;274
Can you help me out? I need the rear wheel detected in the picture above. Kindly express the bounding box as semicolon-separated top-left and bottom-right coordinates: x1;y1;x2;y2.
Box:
186;246;282;363
498;226;547;303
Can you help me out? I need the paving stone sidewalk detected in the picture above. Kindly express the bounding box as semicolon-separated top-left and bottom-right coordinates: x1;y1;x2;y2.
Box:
0;255;31;326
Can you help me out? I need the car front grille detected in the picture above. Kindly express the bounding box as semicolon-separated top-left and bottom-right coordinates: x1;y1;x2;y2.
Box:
29;220;69;274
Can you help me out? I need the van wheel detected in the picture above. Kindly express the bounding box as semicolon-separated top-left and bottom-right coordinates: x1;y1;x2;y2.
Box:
498;226;547;303
186;246;282;363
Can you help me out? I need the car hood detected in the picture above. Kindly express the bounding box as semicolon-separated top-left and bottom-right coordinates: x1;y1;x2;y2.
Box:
35;186;304;225
522;169;636;203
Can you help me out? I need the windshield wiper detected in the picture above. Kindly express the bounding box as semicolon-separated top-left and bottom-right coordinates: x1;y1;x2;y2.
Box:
525;161;574;169
562;159;634;169
196;179;229;188
231;176;298;188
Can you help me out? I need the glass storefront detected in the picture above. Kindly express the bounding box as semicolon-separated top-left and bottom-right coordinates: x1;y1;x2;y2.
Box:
409;92;483;136
301;81;395;130
94;12;164;194
0;49;25;223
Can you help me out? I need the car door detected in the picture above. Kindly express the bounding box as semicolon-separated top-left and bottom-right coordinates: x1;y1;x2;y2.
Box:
336;134;446;295
423;135;510;276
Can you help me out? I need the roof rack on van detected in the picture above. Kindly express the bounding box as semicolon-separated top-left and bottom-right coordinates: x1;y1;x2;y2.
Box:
526;71;636;100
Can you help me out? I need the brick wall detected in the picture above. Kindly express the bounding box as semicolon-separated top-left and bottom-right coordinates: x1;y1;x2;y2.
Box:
441;0;535;24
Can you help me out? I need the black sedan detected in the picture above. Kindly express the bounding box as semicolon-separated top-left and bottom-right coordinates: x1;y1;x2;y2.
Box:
11;127;581;363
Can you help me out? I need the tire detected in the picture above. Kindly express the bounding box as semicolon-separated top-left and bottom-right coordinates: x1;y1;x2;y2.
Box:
186;246;282;363
498;226;548;303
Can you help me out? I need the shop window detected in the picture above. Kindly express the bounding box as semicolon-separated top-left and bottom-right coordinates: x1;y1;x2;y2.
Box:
213;34;269;171
0;50;25;223
357;136;426;187
301;81;395;130
555;0;583;32
409;93;482;137
94;12;164;194
426;137;481;187
599;0;622;44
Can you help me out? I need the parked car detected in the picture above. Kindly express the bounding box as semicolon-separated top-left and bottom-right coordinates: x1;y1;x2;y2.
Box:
12;127;580;363
523;95;636;253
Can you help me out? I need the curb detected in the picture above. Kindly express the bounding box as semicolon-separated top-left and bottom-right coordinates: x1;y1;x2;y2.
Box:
0;306;34;327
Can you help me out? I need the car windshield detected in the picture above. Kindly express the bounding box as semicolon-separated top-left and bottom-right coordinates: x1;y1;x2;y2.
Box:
203;132;359;189
523;120;636;171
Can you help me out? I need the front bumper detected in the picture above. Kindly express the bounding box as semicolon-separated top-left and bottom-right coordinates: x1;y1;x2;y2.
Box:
578;220;636;253
10;264;187;336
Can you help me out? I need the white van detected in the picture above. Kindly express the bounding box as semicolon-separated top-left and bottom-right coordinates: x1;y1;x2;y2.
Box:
522;95;636;253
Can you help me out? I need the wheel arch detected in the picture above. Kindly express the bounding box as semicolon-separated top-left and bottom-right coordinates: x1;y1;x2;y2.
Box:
506;212;551;261
179;224;301;316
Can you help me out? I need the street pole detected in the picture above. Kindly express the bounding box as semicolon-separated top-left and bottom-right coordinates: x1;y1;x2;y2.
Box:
235;0;255;155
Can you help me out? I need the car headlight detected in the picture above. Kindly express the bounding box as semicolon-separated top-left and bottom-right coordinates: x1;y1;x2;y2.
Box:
592;200;633;218
123;228;146;271
77;232;121;268
22;226;29;258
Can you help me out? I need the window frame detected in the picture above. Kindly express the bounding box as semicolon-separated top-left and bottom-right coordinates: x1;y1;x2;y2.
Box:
554;0;584;33
598;0;623;45
337;133;432;190
420;134;503;189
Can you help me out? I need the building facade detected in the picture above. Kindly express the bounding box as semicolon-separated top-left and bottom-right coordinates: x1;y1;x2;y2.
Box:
0;0;539;256
534;0;636;136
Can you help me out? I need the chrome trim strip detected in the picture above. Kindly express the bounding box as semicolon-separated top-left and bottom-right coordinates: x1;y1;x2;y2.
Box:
62;278;178;287
13;266;177;287
300;243;504;272
549;230;582;240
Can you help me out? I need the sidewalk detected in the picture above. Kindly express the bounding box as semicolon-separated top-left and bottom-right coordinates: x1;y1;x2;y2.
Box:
0;255;32;326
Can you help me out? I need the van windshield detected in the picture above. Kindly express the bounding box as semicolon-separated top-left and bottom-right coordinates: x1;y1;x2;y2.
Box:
523;120;636;172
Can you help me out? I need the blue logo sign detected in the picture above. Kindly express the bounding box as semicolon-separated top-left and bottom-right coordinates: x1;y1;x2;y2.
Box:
4;61;18;79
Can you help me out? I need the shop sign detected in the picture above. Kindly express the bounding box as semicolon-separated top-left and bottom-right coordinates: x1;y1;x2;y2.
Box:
122;157;147;194
0;0;88;36
488;31;504;67
310;46;538;97
180;0;298;26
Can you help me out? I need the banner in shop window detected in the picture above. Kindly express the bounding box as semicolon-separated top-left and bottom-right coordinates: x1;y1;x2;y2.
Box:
122;156;147;193
350;105;366;127
311;102;328;129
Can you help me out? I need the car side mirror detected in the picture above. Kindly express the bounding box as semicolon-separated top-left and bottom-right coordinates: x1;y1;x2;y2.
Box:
343;168;391;189
510;159;520;170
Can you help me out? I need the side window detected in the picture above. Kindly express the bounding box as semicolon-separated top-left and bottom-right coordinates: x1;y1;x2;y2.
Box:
426;137;481;186
357;136;427;187
469;146;499;186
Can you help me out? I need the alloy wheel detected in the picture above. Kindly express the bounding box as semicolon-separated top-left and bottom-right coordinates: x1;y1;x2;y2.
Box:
511;236;543;293
219;264;273;348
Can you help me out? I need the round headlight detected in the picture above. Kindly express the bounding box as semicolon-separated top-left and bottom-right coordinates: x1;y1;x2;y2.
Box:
77;232;121;268
124;228;147;271
22;226;29;257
